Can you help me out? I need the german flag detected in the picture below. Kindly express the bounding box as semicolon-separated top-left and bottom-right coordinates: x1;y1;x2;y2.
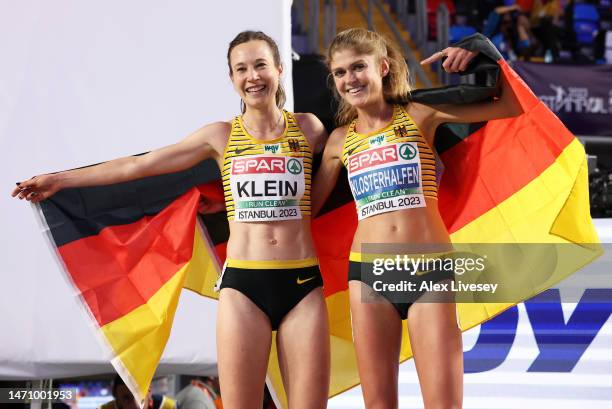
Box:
37;159;225;404
34;34;601;408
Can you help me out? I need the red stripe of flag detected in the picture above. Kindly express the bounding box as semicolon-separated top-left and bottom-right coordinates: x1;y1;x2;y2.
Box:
58;190;200;326
313;202;357;296
438;61;575;234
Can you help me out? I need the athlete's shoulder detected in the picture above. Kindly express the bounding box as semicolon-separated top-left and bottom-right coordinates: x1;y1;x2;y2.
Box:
322;125;348;158
403;102;436;119
195;121;232;141
293;111;317;122
293;112;324;134
330;125;349;142
403;102;436;134
184;121;232;157
191;120;231;136
294;112;327;153
203;120;232;133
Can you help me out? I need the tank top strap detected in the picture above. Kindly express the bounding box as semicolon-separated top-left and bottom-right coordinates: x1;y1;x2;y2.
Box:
342;118;360;158
284;110;297;128
396;104;409;118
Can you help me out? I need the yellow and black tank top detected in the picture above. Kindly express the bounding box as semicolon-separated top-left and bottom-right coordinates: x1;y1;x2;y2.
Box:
222;110;312;222
341;105;438;220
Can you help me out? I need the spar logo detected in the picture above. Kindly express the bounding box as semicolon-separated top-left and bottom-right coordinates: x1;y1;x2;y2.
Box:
232;156;285;174
264;144;281;154
348;145;397;173
287;158;302;174
399;143;417;160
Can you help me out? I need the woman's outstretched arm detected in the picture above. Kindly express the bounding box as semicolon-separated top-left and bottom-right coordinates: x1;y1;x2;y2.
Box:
12;121;229;202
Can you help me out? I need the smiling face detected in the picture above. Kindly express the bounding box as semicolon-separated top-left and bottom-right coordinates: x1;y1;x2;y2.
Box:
229;40;282;110
330;48;389;109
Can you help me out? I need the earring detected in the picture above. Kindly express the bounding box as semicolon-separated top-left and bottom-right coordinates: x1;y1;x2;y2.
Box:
240;99;246;114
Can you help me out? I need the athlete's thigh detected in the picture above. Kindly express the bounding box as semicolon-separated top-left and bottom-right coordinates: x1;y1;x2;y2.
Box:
276;288;330;409
407;295;463;408
217;288;273;409
349;281;402;407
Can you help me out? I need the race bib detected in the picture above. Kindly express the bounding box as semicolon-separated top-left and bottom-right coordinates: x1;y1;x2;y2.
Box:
347;142;425;220
230;155;305;222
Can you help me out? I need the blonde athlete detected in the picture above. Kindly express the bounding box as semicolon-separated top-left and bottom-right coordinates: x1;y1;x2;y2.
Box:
13;31;330;409
313;29;522;409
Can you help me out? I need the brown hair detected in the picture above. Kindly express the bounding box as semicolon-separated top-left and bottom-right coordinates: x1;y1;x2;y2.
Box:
227;31;286;113
327;28;412;125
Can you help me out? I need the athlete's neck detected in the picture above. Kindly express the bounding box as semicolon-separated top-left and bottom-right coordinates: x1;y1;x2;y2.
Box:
355;100;394;134
242;104;284;136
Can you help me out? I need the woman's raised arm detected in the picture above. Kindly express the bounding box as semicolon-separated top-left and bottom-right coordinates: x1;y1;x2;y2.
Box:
428;72;523;127
420;46;523;128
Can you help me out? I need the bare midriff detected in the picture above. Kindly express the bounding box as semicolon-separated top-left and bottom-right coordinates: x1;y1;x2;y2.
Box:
226;218;316;261
212;147;316;262
351;197;451;252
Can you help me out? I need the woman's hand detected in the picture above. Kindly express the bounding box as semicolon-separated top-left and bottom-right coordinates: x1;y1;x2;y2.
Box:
12;174;61;203
421;47;478;73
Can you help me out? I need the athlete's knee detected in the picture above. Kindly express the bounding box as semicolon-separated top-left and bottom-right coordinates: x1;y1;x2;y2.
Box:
364;394;397;409
426;404;461;409
287;387;328;409
424;395;462;409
